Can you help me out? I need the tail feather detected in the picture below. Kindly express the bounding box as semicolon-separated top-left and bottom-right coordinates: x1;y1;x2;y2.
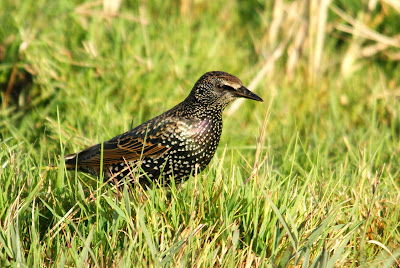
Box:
64;143;101;170
65;153;79;169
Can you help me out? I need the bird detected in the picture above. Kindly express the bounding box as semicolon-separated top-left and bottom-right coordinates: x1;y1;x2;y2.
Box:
65;71;263;186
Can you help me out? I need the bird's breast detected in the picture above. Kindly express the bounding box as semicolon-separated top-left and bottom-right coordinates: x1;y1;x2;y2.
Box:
175;118;222;164
181;119;220;143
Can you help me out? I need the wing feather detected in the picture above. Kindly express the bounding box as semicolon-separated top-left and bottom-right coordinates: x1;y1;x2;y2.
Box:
65;119;177;169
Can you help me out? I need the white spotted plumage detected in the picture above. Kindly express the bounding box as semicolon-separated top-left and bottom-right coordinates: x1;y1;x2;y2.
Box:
65;71;263;186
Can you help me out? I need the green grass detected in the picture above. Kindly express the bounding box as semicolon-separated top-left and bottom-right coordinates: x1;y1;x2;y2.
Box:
1;0;400;267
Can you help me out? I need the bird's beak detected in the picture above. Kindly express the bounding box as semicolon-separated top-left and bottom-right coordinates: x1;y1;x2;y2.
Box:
233;86;263;102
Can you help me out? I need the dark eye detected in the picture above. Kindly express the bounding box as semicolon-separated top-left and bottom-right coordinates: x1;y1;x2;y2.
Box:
216;83;224;90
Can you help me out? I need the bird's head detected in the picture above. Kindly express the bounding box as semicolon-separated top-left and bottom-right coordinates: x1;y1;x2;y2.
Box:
187;71;263;110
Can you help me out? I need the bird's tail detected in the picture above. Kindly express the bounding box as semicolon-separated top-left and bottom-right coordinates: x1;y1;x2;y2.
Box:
64;143;102;175
64;153;79;170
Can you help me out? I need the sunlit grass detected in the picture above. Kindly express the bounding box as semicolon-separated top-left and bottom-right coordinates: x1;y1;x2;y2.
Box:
1;0;400;267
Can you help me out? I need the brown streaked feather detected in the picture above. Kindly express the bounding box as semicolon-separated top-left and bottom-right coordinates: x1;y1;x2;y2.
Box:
65;119;178;169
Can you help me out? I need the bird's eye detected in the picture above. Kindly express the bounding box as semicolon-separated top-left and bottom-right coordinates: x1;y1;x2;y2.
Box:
216;83;224;90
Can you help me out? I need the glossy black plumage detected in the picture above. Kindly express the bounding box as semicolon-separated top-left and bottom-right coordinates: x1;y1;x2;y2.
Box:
65;71;263;185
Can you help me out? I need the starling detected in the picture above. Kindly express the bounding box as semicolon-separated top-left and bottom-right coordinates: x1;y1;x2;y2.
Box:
65;71;263;185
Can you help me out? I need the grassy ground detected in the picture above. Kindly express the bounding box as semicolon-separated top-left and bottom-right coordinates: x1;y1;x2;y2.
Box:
1;0;400;267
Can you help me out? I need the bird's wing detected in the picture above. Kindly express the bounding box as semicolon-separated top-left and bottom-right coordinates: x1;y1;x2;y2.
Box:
65;118;185;168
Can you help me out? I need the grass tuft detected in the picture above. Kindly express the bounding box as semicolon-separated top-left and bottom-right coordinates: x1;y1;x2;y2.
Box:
1;0;400;266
